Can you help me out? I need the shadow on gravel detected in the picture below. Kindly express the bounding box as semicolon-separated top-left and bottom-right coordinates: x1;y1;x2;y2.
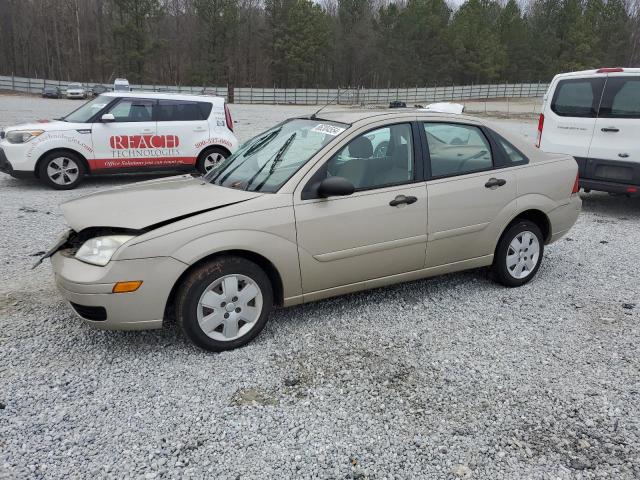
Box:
580;192;640;218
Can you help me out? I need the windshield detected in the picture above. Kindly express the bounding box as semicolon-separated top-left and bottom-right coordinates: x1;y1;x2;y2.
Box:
63;95;111;123
205;118;348;192
69;83;82;88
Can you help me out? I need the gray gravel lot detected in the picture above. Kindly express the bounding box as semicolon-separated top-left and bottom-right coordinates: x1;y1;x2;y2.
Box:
1;95;639;479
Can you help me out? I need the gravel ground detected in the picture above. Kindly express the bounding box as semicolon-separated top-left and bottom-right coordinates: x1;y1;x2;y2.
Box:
1;95;639;479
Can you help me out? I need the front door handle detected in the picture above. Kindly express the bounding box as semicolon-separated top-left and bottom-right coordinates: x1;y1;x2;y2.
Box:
389;195;417;207
485;178;507;188
619;153;630;158
601;127;620;132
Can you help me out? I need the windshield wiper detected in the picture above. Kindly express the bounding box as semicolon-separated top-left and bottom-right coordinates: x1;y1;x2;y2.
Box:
249;132;296;192
244;127;282;158
202;127;284;185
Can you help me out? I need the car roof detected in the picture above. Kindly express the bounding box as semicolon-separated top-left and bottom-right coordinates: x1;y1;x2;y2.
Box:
309;109;483;126
553;67;640;79
100;91;224;102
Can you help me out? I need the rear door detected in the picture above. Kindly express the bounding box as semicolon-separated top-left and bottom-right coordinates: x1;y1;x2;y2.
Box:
541;76;605;159
90;97;157;170
587;74;640;187
423;122;517;267
155;99;212;169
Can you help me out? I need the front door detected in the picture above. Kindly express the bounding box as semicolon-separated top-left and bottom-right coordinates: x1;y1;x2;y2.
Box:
587;74;640;187
294;122;428;294
422;122;517;267
90;97;157;171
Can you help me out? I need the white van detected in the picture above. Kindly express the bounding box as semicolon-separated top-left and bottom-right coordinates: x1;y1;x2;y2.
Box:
537;67;640;194
113;78;130;92
0;92;238;189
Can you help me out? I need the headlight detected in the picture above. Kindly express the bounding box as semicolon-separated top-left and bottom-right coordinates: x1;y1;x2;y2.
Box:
75;235;134;266
5;130;44;144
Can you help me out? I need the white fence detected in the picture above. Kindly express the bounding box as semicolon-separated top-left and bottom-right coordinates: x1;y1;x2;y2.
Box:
0;75;548;105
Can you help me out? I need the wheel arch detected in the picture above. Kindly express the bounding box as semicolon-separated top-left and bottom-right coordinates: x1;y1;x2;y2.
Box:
34;148;90;178
495;208;551;257
164;249;285;321
197;144;231;161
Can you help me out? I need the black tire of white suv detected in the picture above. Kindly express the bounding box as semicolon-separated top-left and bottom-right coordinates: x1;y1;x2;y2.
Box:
38;151;86;190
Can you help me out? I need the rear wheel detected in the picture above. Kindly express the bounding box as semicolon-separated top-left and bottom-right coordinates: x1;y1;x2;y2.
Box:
493;220;544;287
196;147;229;175
38;151;85;190
175;256;273;351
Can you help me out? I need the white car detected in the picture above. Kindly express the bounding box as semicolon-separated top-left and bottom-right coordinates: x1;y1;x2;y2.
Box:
0;92;238;189
113;78;130;92
66;83;87;99
537;67;640;195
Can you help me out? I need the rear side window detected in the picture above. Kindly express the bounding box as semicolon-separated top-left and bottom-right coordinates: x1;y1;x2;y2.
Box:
599;77;640;118
551;78;605;117
157;100;212;121
496;136;528;165
424;123;492;178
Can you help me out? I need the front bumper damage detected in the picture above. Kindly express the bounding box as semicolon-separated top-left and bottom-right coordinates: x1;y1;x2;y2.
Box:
46;229;188;330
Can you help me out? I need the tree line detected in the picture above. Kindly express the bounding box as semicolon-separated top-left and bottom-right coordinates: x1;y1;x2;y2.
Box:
0;0;638;88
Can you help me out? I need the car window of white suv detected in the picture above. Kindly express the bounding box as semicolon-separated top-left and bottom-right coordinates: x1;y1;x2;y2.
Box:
599;77;640;119
551;78;605;117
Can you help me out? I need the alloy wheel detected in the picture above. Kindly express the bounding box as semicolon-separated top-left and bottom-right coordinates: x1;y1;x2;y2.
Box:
47;157;80;186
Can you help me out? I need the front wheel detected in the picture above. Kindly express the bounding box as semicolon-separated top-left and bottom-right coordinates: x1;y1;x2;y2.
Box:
493;220;544;287
37;152;86;190
175;256;273;351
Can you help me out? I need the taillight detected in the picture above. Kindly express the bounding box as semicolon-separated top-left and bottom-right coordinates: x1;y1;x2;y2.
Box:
535;113;544;148
572;172;580;194
224;103;233;131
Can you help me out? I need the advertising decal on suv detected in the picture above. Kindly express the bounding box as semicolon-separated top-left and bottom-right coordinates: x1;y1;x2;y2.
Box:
93;134;190;169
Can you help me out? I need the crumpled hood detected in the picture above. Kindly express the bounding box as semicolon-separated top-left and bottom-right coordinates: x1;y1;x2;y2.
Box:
61;175;264;231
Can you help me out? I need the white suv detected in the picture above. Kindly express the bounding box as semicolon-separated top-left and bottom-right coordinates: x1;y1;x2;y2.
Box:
0;92;238;189
537;67;640;195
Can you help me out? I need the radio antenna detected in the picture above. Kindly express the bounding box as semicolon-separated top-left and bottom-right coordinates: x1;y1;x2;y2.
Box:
310;91;341;120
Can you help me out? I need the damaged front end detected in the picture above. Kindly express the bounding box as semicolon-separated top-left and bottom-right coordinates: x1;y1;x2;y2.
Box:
32;227;143;269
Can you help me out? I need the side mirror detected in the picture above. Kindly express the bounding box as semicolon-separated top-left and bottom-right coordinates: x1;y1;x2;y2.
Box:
318;176;355;198
101;113;115;123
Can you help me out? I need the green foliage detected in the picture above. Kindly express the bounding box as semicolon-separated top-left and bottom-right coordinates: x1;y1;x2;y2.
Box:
0;0;638;86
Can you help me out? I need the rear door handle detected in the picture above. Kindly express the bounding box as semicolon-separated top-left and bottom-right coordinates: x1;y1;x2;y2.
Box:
485;178;506;188
389;195;417;207
601;127;619;132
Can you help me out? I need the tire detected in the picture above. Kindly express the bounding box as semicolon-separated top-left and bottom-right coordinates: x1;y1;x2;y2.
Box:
175;256;273;352
493;220;544;287
196;146;229;175
37;151;86;190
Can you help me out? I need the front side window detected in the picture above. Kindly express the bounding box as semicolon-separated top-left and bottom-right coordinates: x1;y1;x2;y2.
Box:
424;123;492;177
324;123;414;190
599;77;640;118
63;95;112;123
157;99;212;121
108;98;155;122
205;119;348;192
551;78;605;118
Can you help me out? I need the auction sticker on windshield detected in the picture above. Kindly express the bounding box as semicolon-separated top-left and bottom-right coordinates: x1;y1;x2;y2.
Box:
311;124;346;136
